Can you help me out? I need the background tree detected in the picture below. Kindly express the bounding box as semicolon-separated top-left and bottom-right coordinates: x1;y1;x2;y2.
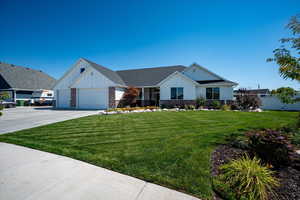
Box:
271;87;297;104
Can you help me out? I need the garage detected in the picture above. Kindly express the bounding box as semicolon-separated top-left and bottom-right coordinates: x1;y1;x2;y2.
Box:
77;88;108;109
56;89;70;108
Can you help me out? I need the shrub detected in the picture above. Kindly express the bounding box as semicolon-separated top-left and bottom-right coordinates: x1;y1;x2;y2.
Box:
196;97;206;108
221;104;231;111
0;104;3;110
230;102;239;110
246;129;294;167
0;112;2;116
236;89;261;110
211;100;221;109
184;104;195;110
216;155;278;200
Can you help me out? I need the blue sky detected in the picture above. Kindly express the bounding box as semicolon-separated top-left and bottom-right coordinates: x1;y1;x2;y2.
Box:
0;0;299;89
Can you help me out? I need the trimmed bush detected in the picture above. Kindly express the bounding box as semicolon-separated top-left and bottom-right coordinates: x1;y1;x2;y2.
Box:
216;156;278;200
246;129;294;167
211;100;221;109
184;104;195;110
221;104;231;111
196;97;206;108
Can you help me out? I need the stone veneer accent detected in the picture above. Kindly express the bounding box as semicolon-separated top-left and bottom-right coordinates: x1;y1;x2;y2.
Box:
108;87;116;108
160;100;196;107
70;88;76;107
160;99;235;107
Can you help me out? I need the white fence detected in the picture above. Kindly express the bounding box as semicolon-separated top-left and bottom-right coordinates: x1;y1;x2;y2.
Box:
260;94;300;111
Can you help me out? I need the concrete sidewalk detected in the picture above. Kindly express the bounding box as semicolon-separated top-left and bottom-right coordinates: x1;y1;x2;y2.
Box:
0;143;200;200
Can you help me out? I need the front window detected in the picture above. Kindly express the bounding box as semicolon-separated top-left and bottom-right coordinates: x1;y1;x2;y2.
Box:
206;87;220;100
171;87;184;99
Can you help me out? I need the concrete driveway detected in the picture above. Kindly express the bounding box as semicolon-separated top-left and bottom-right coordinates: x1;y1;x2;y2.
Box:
0;107;99;134
0;143;200;200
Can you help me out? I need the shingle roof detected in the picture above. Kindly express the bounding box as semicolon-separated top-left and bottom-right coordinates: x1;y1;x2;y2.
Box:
0;62;56;90
116;65;186;86
82;58;125;85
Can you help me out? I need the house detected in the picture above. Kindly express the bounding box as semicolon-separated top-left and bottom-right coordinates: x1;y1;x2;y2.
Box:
53;58;238;109
0;62;56;105
234;89;270;97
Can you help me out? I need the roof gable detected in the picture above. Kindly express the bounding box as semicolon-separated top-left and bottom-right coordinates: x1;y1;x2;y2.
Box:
157;71;200;86
0;62;56;90
82;58;125;86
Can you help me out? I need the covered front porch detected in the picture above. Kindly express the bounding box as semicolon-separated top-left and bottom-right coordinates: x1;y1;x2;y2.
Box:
135;87;160;107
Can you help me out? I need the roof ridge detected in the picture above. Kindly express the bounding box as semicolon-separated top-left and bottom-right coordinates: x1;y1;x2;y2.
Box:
116;65;187;72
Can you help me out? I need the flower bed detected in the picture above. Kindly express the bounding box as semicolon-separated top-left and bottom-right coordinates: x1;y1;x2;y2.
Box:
100;106;263;115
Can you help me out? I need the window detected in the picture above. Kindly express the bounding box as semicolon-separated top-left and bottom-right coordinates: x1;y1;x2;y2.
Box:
171;87;184;99
206;87;220;100
47;93;52;97
80;68;85;73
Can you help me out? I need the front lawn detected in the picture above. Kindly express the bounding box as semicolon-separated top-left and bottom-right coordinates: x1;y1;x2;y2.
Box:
0;111;296;199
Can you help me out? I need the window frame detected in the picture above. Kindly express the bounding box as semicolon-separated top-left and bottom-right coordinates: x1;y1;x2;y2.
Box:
206;87;220;100
170;87;184;100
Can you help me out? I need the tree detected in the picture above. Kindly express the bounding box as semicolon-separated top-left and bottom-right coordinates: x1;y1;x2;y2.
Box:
0;91;10;104
267;14;300;82
119;87;140;107
236;89;261;110
271;87;297;104
268;14;300;127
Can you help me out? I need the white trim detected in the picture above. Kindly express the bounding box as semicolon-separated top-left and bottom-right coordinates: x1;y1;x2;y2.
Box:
157;71;201;86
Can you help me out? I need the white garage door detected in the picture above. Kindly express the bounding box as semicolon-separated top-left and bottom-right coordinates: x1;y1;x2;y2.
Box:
78;88;108;109
57;89;70;108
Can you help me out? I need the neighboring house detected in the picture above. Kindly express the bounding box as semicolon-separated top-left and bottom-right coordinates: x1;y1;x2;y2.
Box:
234;89;270;97
0;62;56;104
54;58;238;109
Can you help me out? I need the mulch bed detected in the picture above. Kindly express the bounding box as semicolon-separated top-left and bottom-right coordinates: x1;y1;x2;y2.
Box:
211;145;300;200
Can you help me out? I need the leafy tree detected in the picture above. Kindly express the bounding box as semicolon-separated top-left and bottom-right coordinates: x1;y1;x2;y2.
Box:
119;87;140;107
271;87;297;104
267;14;300;82
236;89;261;110
268;14;300;105
0;91;10;104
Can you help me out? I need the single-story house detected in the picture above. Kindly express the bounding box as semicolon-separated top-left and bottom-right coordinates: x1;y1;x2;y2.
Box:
234;89;270;97
0;62;56;105
54;58;238;109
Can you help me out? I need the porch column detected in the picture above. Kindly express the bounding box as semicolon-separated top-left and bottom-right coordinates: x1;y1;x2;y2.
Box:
142;88;145;107
13;90;16;102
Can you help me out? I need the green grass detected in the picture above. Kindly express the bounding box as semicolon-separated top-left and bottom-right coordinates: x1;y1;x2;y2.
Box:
0;111;296;199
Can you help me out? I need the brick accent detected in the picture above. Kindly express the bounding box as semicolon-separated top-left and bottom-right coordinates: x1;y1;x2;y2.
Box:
160;100;196;107
108;87;116;108
70;88;76;107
